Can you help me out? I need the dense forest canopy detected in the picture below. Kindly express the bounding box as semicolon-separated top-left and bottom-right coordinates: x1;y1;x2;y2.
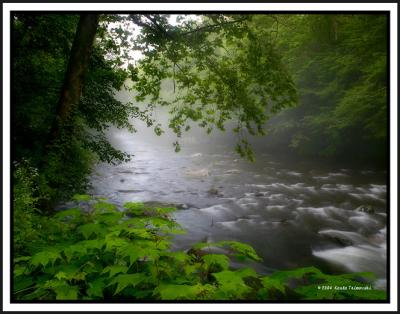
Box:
11;13;388;301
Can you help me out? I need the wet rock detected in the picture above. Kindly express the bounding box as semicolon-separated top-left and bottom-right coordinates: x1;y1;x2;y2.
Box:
207;188;223;197
355;205;375;214
176;203;189;210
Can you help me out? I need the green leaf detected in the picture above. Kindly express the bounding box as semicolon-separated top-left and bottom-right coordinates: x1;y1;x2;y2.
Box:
153;283;203;300
162;251;191;264
102;265;129;278
154;207;176;215
218;241;262;262
14;276;34;293
108;273;147;295
260;276;286;294
147;217;178;229
235;267;258;279
202;254;230;270
270;266;322;283
212;270;251;299
14;264;28;277
54;284;80;300
194;240;262;262
54;208;82;220
63;243;88;262
96;212;124;225
44;279;79;300
79;223;106;239
30;249;61;267
116;243;143;265
106;239;131;253
117;242;160;264
72;194;91;202
87;278;106;298
14;256;31;263
54;264;86;281
124;228;154;239
80;239;105;250
124;202;145;215
93;201;117;212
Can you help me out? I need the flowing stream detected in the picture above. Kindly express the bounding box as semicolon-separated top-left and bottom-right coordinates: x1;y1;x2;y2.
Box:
84;122;387;289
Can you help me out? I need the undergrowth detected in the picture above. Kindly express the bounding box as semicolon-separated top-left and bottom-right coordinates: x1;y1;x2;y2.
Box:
13;195;386;301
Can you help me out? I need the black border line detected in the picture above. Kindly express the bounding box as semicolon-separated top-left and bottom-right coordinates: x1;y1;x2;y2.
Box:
6;8;393;307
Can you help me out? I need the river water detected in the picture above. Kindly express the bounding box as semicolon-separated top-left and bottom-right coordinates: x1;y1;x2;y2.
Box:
86;123;387;289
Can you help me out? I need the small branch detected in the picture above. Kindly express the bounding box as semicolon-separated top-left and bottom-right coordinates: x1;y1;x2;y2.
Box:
180;17;248;37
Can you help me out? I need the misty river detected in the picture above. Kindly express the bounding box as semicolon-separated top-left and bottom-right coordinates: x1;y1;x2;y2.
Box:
78;110;388;290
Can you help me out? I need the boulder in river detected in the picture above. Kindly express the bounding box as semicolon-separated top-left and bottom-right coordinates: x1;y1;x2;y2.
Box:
207;187;223;197
355;205;375;214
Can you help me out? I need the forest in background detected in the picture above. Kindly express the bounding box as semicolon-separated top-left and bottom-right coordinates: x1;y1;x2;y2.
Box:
12;13;388;301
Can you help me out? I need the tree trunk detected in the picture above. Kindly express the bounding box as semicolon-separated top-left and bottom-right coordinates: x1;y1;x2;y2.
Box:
48;14;99;144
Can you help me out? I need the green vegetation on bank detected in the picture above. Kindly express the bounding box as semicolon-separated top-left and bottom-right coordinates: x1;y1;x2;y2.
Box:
14;191;386;301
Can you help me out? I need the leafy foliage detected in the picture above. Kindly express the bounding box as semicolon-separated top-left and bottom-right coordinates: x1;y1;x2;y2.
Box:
13;196;386;301
131;14;297;160
261;14;387;163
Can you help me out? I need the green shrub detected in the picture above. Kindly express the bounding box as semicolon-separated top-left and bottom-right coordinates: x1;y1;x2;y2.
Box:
13;196;386;301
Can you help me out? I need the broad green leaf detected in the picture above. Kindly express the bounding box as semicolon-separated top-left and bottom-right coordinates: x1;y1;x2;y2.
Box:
154;207;176;215
72;194;91;202
153;283;203;300
79;223;106;239
93;201;117;212
202;254;230;270
108;273;147;295
124;202;145;215
14;264;28;277
218;241;262;262
80;239;105;250
96;212;124;225
212;270;251;299
54;284;80;300
14;276;34;293
162;251;191;264
54;264;85;281
87;278;106;298
44;279;79;300
117;243;143;265
102;265;129;278
193;240;262;262
63;243;88;262
105;236;130;251
54;208;81;220
123;228;154;239
270;266;323;283
30;249;61;267
118;217;146;229
261;276;286;294
147;217;178;229
184;263;202;276
63;240;104;261
14;256;31;263
117;242;160;264
235;267;258;279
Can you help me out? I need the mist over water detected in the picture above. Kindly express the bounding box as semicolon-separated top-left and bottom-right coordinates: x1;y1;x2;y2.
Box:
87;87;387;289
